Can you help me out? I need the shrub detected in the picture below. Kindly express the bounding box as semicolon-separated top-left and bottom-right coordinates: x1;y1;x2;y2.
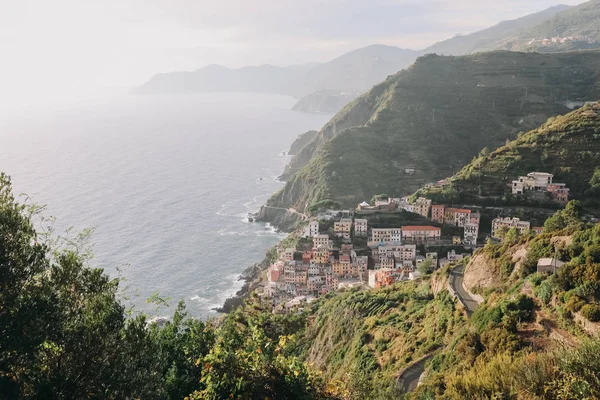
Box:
580;304;600;322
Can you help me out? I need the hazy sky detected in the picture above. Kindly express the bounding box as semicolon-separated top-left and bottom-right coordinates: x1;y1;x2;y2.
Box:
0;0;588;107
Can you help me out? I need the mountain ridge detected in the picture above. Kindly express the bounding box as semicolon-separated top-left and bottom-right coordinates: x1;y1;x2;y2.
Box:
263;50;600;220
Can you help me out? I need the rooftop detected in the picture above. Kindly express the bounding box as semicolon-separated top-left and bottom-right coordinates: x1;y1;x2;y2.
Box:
402;226;441;231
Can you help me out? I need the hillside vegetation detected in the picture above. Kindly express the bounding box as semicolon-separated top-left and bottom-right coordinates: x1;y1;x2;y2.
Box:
267;51;600;214
5;167;600;399
419;102;600;209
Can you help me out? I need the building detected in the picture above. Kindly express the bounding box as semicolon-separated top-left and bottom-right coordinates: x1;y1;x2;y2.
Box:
447;250;465;262
532;226;544;235
512;172;554;194
546;183;570;204
284;270;308;285
464;222;479;247
334;218;353;240
413;197;432;218
302;251;312;265
313;234;330;249
332;255;352;277
537;258;565;274
313;246;330;264
401;226;441;242
469;212;481;226
431;204;445;224
267;264;283;283
444;208;472;227
380;256;396;269
491;217;531;238
409;271;422;281
282;248;295;262
354;219;368;237
358;201;373;211
368;268;396;288
304;220;319;238
371;228;402;244
512;172;570;204
378;244;416;262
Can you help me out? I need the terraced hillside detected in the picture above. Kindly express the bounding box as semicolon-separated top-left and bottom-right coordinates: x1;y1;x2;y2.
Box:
420;103;600;209
266;51;600;215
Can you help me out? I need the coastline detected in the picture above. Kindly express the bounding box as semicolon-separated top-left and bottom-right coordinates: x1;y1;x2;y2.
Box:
215;202;304;313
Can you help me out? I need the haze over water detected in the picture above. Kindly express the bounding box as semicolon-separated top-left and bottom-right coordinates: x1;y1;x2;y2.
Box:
0;93;332;318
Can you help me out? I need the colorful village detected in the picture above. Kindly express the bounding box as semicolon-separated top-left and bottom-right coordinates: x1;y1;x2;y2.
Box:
258;171;568;312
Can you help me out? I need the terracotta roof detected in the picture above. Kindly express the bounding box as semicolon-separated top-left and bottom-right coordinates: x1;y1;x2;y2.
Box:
446;208;471;213
402;226;441;231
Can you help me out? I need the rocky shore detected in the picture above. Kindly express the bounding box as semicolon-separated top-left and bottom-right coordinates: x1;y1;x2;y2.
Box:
214;257;270;313
215;206;304;313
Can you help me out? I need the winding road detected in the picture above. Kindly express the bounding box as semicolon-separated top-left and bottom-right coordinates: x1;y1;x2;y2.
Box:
400;265;481;393
449;265;479;315
398;354;434;393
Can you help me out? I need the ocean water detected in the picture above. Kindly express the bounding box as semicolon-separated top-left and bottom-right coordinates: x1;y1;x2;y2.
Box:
0;93;332;318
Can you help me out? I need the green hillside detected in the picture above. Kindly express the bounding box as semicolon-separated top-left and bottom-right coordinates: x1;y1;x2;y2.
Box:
267;51;600;215
419;102;600;209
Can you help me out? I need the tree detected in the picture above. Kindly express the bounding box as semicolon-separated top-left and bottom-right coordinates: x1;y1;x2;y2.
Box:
418;258;435;275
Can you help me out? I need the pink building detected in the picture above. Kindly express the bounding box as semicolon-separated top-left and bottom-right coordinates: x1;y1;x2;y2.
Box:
546;183;570;204
431;205;445;224
401;226;441;242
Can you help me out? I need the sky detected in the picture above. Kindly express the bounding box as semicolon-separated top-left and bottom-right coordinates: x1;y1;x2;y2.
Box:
0;0;589;108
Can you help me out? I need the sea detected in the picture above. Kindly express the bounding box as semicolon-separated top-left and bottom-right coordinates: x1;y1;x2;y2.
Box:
0;93;332;318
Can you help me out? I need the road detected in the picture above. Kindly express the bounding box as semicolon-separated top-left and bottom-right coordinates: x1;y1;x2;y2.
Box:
398;354;433;393
449;265;480;315
261;205;308;220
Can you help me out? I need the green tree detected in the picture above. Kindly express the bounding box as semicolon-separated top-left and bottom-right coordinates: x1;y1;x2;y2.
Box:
418;258;435;275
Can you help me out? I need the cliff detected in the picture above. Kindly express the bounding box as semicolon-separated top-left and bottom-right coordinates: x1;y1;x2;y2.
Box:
291;90;360;114
269;51;600;214
287;130;319;156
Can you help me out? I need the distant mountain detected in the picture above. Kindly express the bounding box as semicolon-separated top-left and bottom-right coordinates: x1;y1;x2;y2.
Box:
502;0;600;52
424;4;572;55
300;45;419;93
134;64;313;97
262;51;600;218
135;45;418;105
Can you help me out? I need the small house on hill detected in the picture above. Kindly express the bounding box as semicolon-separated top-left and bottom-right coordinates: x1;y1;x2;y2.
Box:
537;258;565;274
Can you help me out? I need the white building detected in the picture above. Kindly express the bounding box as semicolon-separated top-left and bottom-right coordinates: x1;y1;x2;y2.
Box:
409;271;422;281
491;217;531;238
464;222;479;247
334;218;353;240
377;244;416;262
304;221;319;238
371;228;402;244
401;226;441;241
313;234;330;248
512;172;554;194
282;248;295;262
354;219;368;237
537;258;566;274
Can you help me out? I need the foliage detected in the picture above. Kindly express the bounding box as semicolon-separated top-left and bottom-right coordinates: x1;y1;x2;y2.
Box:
580;304;600;322
423;104;600;210
0;174;336;399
